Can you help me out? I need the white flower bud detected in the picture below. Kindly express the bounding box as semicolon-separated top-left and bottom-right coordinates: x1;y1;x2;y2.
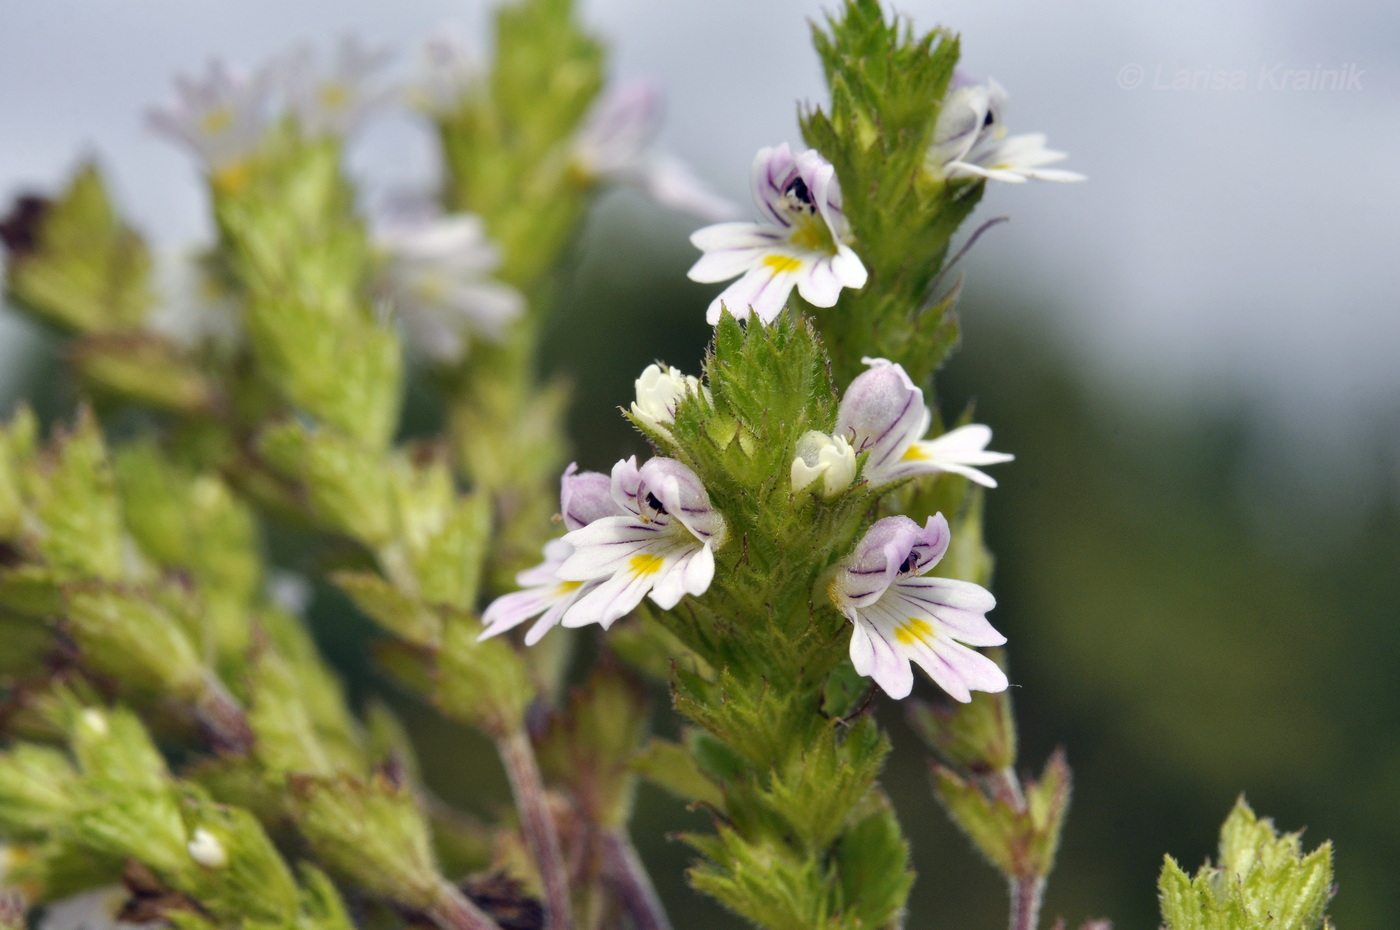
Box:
791;430;857;499
630;363;707;434
79;709;109;736
187;828;228;869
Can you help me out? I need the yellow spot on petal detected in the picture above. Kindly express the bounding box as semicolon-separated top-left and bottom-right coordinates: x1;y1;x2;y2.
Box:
763;254;804;274
199;106;235;137
318;81;352;111
629;553;666;577
895;617;935;646
555;580;585;594
211;161;250;195
789;216;831;252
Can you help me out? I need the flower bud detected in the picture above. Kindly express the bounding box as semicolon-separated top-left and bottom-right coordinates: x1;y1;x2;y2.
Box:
790;430;856;498
630;363;706;435
187;827;228;868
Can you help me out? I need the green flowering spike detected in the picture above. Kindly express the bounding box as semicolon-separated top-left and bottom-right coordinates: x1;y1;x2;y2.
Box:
671;666;826;772
686;825;831;930
0;566;63;618
434;612;533;737
70;333;216;415
63;588;206;701
0;408;38;539
833;804;913;930
114;443;261;605
29;409;125;583
247;646;365;778
0;744;80;839
1;161;154;333
259;420;394;546
537;661;649;829
333;571;442;647
801;2;981;385
908;653;1017;774
385;453;493;607
932;749;1071;881
289;772;443;911
1158;799;1334;930
631;738;724;809
175;797;300;927
754;716;889;853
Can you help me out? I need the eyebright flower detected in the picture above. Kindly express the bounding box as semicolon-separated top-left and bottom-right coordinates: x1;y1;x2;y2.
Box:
688;144;868;325
556;456;726;629
927;74;1084;184
630;363;709;437
829;514;1007;701
791;430;857;499
480;464;619;645
375;213;525;363
413;34;480;114
147;59;278;179
288;35;396;138
836;357;1013;488
570;82;737;222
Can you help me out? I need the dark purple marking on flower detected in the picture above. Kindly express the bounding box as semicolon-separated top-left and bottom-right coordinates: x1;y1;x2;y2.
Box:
0;194;52;260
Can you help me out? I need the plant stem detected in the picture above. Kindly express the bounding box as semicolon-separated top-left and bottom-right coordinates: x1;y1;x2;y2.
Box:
194;675;254;755
427;881;505;930
498;726;575;930
1007;875;1045;930
601;829;672;930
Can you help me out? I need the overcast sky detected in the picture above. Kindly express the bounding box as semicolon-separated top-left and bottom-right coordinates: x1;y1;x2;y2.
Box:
2;0;1397;461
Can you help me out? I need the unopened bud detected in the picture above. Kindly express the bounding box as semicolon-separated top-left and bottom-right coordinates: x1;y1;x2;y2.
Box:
791;430;857;498
187;828;228;868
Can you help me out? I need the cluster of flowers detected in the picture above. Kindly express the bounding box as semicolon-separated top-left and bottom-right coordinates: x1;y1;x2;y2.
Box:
686;73;1081;325
147;36;733;363
484;357;1013;701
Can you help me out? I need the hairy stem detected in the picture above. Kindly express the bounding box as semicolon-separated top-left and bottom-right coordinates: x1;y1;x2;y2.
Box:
601;829;672;930
427;881;505;930
1007;875;1045;930
499;726;574;930
194;675;253;755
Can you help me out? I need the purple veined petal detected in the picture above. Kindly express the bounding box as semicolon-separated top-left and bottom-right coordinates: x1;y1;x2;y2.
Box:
682;540;716;596
646;545;702;609
480;572;590;643
561;567;652;629
644;155;741;222
849;615;916;699
574;81;662;176
608;456;645;517
640;458;725;544
439;281;524;340
707;261;801;326
885;578;1004;646
750;144;800;229
915;639;1009;702
908;513;952;573
687;223;783;283
895;424;1014;487
929;84;990;169
830;516;922;609
561;463;617;530
802;155;847;242
834;359;928;481
558;516;668;580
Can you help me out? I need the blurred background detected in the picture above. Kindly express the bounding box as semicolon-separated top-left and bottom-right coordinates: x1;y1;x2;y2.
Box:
2;0;1397;927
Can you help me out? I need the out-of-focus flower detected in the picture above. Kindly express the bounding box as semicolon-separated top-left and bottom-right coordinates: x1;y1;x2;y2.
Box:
570;81;737;222
145;249;240;350
289;35;396;138
412;34;481;114
375;213;524;363
835;357;1013;488
688;144;867;325
927;75;1084;184
37;886;159;930
828;514;1007;701
480;464;619;645
557;457;726;629
630;363;708;437
147;59;278;180
791;430;858;499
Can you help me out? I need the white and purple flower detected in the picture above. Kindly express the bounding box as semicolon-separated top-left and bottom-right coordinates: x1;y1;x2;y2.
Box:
480;464;620;645
570;82;737;222
556;456;726;629
835;357;1013;488
927;74;1084;184
829;514;1007;701
147;59;279;176
688;144;868;325
288;35;396;138
375;212;525;363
